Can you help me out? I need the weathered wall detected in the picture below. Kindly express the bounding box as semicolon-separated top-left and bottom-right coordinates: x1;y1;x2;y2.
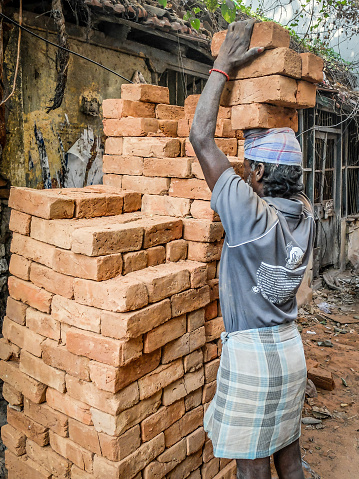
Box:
347;219;359;270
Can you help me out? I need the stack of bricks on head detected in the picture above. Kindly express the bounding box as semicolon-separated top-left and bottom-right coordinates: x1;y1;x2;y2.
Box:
0;21;323;479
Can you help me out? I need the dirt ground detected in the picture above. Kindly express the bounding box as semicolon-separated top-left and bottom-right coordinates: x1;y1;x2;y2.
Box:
0;269;357;479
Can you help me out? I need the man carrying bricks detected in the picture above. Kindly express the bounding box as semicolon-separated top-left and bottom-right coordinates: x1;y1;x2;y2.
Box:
190;20;315;479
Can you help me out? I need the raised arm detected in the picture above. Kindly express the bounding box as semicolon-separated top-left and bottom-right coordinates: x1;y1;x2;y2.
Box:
189;20;264;191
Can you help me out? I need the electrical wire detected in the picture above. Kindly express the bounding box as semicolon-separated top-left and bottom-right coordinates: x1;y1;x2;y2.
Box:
0;11;133;84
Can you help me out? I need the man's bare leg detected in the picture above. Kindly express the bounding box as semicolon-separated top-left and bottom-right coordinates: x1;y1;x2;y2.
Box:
273;439;305;479
236;457;271;479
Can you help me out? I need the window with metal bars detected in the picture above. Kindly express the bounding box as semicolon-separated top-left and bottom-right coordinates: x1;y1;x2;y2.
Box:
343;119;359;216
158;70;206;105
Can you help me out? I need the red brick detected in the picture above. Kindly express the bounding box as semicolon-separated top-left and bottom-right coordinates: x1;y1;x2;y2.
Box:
52;295;101;332
208;278;219;301
222;75;298;107
307;367;335;391
184;349;204;373
66;374;139;415
250;21;290;49
203;439;214;462
6;296;27;325
142;194;191;218
144;315;186;353
101;299;172;340
9;209;31;235
300;52;324;83
58;188;125;219
0;338;18;362
205;317;225;342
123;250;147;275
103;117;159;136
71;465;93;479
46;388;93;425
122;175;170;195
5;450;51;479
296;80;317;108
66;327;142;367
9;187;74;219
157;119;178;137
164;406;203;447
30;215;77;249
89;350;161;393
187;240;223;262
183;218;224;242
141;400;185;441
167;450;202;479
98;425;141;461
185;389;202;412
49;431;93;472
8;276;52;313
183;368;204;395
166;239;187;262
170;178;211;200
205;358;220;383
25;308;59;341
178;118;191;137
205;301;218;321
142;217;183;248
215;119;236;138
147;245;166;266
42;338;89;380
171;286;211;317
123;137;181;157
184;95;200;117
103;173;122;188
104;137;123;155
186;262;208;288
202;457;220;479
210;30;227;57
185;138;237;156
187;426;205;455
10;232;56;268
29;262;73;298
26;439;71;477
68;419;101;455
202;380;217;404
143;438;187;479
156;104;184;120
214;461;237;478
0;360;46;403
20;350;66;392
138;359;184;400
231;102;298;131
2;383;23;406
121;84;170;104
1;424;26;456
162;327;206;364
9;254;30;280
187;309;205;331
3;317;45;356
190;200;220;221
102;99;156;118
7;407;49;446
143;157;191;178
24;398;68;437
102;154;143;175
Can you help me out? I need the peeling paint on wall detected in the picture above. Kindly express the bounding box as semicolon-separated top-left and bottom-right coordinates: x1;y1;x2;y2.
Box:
34;124;52;189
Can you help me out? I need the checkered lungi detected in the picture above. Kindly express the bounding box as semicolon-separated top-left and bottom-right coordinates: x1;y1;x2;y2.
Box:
204;322;306;459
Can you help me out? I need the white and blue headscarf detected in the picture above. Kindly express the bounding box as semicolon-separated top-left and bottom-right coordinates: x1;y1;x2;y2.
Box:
244;128;302;166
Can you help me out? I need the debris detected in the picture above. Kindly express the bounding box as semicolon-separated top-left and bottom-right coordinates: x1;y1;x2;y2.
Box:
302;417;322;425
317;340;333;347
318;302;332;314
305;379;318;398
322;313;359;324
307;367;335;391
312;406;332;419
307;330;317;335
341;378;349;387
323;271;342;291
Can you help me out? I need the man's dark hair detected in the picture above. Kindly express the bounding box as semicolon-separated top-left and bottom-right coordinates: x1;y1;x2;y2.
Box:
248;160;304;199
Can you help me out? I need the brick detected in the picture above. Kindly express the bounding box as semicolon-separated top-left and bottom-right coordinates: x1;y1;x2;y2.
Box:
102;298;171;340
50;431;93;472
183;218;224;242
5;450;51;479
184;349;204;373
143;157;191;178
187;426;205;455
20;350;65;392
187;240;223;262
71;465;93;479
66;374;139;415
6;296;27;325
42;338;90;381
0;360;46;403
139;359;184;400
190;200;220;221
1;424;26;456
122;84;169;103
205;358;220;383
89;350;161;393
103;173;122;188
74;275;148;312
250;21;290;49
30;215;77;249
7;407;49;446
164;406;203;447
98;425;141;461
188;309;205;331
184;94;200;117
104;137;123;155
202;457;220;479
59;189;125;219
203;380;217;403
141;400;185;441
142;217;183;248
103;154;143;175
68;419;101;455
205;317;225;341
123;250;147;275
26;439;71;477
143;438;187;479
9;187;74;219
233;47;301;80
210;30;227;58
46;388;93;425
300;52;324;83
162;327;205;364
170;178;211;200
11;232;56;268
156;104;184;120
51;295;101;332
24;398;68;437
30;262;73;298
66;327;142;367
91;391;161;437
161;377;187;406
221;75;298;108
144;315;186;353
185;138;237;156
103;117;159;136
296;80;317;108
307;367;335;391
205;301;218;320
213;461;237;479
102;98;156;118
158;119;178;137
190;159;204;179
166;239;187;262
167;450;202;479
9;254;30;280
123;137;181;157
2;382;23;406
26;308;60;341
171;285;211;317
0;337;19;361
122;175;170;195
208;279;219;301
178;118;191;137
8;276;52;313
184;368;205;394
207;262;217;280
3;317;45;357
147;245;166;266
231;103;298;131
122;190;142;212
185;389;202;412
142;194;191;217
9;209;31;235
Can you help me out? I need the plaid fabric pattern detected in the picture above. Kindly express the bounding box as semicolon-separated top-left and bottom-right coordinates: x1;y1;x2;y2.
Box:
244;128;303;166
204;322;306;459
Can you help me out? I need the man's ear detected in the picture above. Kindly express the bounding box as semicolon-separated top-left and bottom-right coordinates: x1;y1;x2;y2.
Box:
256;163;265;181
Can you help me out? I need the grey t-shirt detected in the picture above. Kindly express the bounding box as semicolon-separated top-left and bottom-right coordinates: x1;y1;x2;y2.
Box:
211;168;315;333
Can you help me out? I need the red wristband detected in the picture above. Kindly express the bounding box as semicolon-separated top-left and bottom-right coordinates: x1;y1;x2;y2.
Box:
209;68;229;81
